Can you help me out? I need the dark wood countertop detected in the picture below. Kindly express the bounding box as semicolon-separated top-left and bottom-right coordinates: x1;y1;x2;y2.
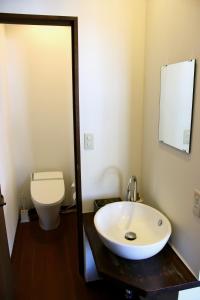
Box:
83;212;200;297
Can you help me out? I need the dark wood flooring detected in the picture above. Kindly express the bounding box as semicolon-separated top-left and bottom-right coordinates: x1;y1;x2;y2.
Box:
11;212;126;300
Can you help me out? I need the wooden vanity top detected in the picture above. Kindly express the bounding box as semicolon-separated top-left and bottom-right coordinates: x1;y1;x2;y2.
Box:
83;212;200;297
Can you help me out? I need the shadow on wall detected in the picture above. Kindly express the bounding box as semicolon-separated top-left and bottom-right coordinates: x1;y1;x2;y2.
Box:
99;166;123;199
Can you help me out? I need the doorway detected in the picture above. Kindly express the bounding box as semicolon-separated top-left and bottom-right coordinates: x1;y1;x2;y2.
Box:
0;13;84;278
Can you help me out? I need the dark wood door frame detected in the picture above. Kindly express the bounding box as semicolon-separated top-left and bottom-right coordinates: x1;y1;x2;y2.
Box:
0;13;84;275
0;189;14;299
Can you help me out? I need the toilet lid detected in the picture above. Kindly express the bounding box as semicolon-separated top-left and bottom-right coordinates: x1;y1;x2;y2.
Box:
31;179;65;206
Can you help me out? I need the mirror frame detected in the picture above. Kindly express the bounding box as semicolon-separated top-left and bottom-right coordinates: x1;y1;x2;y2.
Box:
0;13;84;275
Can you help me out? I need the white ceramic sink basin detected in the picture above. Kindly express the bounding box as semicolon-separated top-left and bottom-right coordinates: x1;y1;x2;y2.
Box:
94;201;171;260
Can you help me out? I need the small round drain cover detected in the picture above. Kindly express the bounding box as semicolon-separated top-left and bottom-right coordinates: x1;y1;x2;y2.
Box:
125;232;137;241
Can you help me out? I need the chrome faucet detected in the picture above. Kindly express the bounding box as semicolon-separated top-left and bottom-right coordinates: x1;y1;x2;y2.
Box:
126;175;137;202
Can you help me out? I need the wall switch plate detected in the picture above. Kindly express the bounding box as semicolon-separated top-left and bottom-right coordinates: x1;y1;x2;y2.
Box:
193;190;200;218
84;133;94;150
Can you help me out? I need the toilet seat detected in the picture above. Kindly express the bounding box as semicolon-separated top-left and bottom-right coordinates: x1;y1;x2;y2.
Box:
31;179;65;206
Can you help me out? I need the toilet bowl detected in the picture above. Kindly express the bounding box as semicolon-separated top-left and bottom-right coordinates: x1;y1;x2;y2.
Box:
31;171;65;230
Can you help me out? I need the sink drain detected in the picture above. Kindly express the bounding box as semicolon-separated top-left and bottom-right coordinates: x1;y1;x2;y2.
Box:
125;232;137;241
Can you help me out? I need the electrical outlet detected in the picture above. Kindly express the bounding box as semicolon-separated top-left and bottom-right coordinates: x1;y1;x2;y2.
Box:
193;190;200;218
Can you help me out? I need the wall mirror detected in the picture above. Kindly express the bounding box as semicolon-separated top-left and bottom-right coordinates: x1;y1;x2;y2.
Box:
159;59;195;153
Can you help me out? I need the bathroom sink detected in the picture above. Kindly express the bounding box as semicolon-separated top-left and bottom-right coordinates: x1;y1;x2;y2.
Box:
94;201;171;260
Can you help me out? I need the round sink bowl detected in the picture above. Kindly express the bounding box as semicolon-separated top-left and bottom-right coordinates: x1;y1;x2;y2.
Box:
94;201;171;260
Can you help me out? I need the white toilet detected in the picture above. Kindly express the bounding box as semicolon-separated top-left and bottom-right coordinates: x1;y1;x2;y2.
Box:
30;171;65;230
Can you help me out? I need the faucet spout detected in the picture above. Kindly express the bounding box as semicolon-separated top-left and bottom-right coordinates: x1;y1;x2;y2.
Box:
126;175;137;202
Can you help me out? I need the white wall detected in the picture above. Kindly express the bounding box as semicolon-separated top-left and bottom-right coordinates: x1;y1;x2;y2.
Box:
4;25;74;207
79;1;146;211
0;25;19;254
142;0;200;298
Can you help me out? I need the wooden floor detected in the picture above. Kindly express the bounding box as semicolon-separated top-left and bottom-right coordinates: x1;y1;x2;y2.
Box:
11;212;125;300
